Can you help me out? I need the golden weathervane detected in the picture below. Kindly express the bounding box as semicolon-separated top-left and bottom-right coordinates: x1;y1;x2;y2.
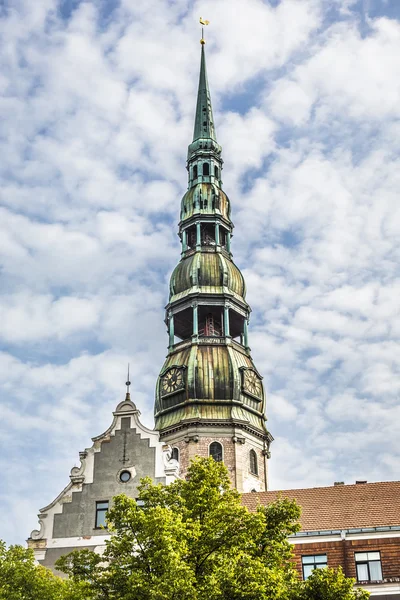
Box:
199;17;210;44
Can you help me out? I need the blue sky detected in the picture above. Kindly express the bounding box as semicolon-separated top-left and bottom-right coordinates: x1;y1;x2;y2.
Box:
1;0;400;545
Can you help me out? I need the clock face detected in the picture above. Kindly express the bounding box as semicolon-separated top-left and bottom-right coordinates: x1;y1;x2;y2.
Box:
243;369;262;399
161;367;184;396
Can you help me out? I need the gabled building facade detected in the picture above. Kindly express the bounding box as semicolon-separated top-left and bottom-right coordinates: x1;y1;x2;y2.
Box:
28;396;179;573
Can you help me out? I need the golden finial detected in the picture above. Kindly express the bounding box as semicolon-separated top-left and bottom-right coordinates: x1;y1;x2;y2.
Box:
199;17;209;44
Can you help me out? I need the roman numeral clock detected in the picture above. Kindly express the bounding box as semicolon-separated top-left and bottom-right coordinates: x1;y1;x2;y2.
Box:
161;367;185;396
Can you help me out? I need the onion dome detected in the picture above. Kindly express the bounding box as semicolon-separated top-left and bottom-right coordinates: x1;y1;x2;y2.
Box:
180;183;231;223
155;343;266;434
169;252;246;302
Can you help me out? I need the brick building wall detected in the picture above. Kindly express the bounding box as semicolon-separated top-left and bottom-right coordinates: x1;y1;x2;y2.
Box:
293;537;400;580
165;430;268;492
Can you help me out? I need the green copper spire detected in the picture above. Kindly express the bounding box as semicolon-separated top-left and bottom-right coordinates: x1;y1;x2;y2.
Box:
154;35;273;492
193;43;217;143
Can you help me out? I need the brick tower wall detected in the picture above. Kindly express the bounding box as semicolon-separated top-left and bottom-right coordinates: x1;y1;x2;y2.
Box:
162;429;268;492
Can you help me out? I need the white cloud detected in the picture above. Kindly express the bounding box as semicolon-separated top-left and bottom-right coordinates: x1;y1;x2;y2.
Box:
1;0;400;546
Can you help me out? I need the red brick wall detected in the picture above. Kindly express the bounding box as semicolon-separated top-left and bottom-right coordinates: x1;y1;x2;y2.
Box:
293;537;400;581
170;436;267;492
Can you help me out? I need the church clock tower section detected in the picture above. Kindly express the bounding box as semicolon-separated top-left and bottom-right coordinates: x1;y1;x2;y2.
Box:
155;40;273;492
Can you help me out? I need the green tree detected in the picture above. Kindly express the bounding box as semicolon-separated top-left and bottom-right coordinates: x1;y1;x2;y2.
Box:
295;566;370;600
57;457;370;600
58;457;299;600
0;541;89;600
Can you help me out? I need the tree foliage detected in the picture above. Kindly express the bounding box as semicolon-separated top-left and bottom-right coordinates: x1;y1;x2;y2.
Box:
0;541;88;600
294;565;370;600
0;458;369;600
56;457;369;600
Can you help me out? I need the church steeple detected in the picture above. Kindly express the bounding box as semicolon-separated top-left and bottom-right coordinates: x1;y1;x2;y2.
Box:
192;43;217;145
154;36;273;493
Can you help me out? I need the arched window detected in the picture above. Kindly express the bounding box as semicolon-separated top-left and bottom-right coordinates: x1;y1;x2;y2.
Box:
193;165;198;179
202;162;210;176
171;447;179;462
209;441;223;462
214;165;219;178
249;449;258;476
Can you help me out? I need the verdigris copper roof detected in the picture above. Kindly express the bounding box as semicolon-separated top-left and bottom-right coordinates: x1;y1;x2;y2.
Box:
180;183;231;223
155;343;266;432
170;252;246;300
192;43;216;144
154;41;272;447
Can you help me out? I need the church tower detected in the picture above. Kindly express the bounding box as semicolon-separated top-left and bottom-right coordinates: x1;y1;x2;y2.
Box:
155;40;273;492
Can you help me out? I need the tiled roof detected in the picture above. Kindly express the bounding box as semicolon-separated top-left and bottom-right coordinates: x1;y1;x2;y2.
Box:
241;481;400;532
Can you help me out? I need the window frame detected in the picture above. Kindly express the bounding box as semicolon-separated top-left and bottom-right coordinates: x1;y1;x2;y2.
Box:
355;551;383;582
95;500;109;529
249;449;258;476
209;441;223;462
301;554;328;580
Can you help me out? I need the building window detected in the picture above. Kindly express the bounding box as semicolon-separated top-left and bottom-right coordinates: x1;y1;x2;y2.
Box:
95;501;109;528
209;441;223;462
301;554;327;580
119;470;131;483
249;449;258;476
202;162;210;176
214;165;219;178
355;552;383;582
171;447;179;461
193;165;198;179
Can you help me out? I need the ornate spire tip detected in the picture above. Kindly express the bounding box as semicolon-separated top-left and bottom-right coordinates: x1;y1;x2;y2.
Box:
125;364;131;400
199;17;209;44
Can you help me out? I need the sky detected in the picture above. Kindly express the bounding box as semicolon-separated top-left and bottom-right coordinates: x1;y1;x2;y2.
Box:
1;0;400;545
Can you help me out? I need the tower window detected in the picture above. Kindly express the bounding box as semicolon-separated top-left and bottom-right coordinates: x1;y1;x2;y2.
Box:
193;165;198;179
202;162;210;176
171;447;179;461
201;223;215;246
186;225;196;249
220;227;227;248
198;307;222;337
214;166;219;178
209;441;223;462
249;449;258;476
95;501;109;528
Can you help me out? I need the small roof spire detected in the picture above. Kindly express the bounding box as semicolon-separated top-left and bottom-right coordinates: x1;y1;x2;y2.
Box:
125;364;131;401
193;18;217;143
